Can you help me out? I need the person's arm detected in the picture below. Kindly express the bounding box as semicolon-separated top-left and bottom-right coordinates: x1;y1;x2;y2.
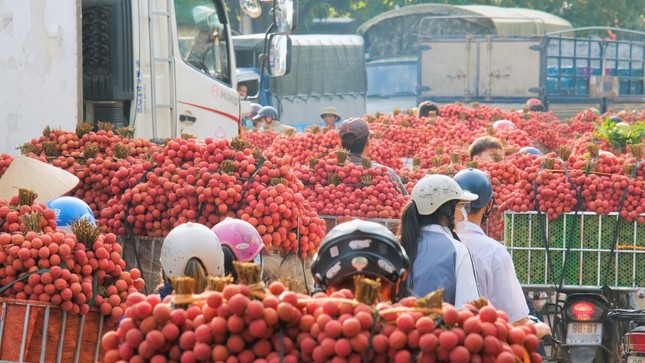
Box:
454;244;481;307
494;250;551;337
188;26;214;60
492;251;530;324
386;167;409;196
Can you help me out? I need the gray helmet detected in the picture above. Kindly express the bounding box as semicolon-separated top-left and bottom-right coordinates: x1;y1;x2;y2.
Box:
252;106;278;121
249;103;262;118
519;146;543;156
453;168;494;209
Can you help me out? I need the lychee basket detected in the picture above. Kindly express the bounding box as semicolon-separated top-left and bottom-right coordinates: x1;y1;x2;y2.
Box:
0;298;106;363
118;235;315;294
504;211;645;290
320;215;401;235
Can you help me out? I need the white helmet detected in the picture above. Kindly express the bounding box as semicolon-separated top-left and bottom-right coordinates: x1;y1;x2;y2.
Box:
411;175;478;215
160;223;225;279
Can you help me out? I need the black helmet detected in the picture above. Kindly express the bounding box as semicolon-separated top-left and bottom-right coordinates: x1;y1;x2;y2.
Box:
453;168;493;209
519;146;543;156
311;220;409;301
252;106;278;121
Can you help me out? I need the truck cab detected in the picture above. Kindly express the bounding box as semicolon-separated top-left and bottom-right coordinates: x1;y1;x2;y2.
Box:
0;0;294;154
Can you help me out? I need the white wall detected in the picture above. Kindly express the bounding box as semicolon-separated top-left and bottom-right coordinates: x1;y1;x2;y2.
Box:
0;0;80;155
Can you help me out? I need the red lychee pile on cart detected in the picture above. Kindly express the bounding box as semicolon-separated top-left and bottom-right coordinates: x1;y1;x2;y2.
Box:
0;105;643;362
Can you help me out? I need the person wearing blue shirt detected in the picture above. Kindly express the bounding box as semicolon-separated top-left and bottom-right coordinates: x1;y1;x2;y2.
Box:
398;174;481;307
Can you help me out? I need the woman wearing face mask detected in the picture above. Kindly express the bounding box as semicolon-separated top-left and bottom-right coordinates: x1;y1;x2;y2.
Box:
453;169;535;325
398;174;481;307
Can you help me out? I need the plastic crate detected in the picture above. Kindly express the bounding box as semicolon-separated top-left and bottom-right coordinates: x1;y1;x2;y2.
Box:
504;212;645;289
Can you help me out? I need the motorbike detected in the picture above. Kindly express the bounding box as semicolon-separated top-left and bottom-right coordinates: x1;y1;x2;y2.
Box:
608;309;645;363
560;291;614;362
549;285;642;362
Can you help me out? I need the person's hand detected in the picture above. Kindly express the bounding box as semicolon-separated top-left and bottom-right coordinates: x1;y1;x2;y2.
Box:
533;321;552;339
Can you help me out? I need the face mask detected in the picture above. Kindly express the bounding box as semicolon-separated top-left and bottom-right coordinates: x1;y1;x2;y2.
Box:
455;206;468;233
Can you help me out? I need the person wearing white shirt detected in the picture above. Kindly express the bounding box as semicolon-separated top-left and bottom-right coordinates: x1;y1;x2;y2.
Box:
456;219;530;322
454;168;551;338
398;174;481;307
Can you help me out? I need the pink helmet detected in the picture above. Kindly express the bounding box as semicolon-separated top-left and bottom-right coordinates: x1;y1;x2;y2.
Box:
526;98;545;111
492;119;516;131
212;218;268;262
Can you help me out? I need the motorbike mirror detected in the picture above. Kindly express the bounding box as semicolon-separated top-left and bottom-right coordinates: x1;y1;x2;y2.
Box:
240;0;262;19
274;0;297;34
267;34;291;77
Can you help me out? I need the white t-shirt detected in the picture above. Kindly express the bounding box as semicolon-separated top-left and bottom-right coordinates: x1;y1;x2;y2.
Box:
457;220;529;323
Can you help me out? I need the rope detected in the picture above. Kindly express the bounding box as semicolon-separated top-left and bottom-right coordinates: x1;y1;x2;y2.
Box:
532;162;558;289
293;212;310;295
110;158;157;295
362;309;381;363
0;268;50;295
278;322;285;363
122;204;147;295
277;288;286;363
234;157;266;215
555;159;586;293
601;159;642;287
537;168;619;177
88;270;99;309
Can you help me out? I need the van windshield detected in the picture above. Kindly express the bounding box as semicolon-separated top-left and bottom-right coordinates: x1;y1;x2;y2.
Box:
176;0;230;85
367;61;417;98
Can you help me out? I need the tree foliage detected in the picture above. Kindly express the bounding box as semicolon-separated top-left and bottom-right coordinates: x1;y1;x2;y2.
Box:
289;0;645;33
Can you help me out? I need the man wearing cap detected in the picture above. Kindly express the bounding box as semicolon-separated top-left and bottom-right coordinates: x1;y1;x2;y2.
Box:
320;106;341;129
339;117;408;196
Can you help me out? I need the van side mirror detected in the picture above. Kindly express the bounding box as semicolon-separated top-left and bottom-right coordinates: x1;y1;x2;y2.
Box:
268;34;291;77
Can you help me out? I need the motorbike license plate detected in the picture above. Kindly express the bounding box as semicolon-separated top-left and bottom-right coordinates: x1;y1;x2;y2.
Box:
566;322;603;345
627;357;645;363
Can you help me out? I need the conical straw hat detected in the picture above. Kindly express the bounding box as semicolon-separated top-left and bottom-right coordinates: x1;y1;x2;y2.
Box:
0;156;79;203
